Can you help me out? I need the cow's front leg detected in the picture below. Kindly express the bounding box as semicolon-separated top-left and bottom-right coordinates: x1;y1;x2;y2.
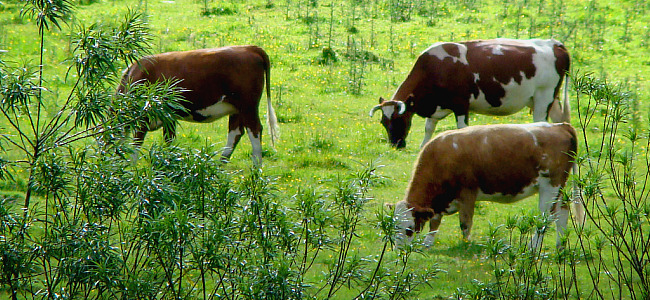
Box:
222;114;244;163
423;214;442;247
458;190;478;241
420;118;439;148
130;126;149;162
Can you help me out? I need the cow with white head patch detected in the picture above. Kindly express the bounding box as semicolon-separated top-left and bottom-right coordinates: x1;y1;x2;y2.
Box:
392;122;583;250
370;38;571;149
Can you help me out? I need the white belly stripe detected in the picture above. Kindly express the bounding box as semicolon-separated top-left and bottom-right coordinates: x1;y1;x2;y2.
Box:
190;102;238;123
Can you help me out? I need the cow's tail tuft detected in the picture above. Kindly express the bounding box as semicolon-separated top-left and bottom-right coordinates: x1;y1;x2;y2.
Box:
260;47;279;148
561;74;571;123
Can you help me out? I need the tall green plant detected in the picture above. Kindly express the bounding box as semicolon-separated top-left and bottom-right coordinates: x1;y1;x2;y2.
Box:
0;3;186;298
572;72;650;299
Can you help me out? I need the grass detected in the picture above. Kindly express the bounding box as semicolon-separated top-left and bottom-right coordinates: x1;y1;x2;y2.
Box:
1;0;649;298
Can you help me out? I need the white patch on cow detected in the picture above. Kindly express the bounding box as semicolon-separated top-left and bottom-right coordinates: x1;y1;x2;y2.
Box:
473;73;480;81
394;201;416;248
382;105;395;119
491;44;505;55
432;106;453;119
519;122;553;128
524;127;539;146
483;136;489;145
477;178;539;204
452;141;459;150
423;42;469;65
190;101;238;123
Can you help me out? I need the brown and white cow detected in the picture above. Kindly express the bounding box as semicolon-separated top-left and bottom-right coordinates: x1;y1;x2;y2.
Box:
393;122;583;250
370;38;570;149
118;45;278;164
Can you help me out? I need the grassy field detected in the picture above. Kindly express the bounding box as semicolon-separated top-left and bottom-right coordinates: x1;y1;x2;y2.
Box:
1;0;649;298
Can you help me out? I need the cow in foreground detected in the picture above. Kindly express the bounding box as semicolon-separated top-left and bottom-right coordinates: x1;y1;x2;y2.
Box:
393;122;583;250
118;45;278;164
370;38;571;149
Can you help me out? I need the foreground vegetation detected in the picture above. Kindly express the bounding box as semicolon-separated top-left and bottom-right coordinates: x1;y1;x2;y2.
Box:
1;0;649;298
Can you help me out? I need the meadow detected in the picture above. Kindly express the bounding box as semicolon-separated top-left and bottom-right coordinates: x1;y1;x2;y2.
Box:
1;0;649;298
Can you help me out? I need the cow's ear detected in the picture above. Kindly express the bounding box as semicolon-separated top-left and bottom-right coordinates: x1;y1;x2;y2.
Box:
378;97;385;104
405;94;416;111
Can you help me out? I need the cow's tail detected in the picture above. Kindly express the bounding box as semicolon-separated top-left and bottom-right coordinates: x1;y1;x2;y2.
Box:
571;163;586;226
567;125;585;226
549;73;572;124
259;47;279;148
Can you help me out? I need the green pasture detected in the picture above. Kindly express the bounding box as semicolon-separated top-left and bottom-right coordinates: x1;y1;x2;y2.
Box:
1;0;649;298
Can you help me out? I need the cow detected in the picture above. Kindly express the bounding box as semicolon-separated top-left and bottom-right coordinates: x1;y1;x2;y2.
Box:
370;38;571;149
392;122;584;250
118;45;278;164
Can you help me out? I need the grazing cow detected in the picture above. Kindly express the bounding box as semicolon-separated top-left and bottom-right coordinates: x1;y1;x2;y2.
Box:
370;38;570;149
118;45;278;164
393;122;583;250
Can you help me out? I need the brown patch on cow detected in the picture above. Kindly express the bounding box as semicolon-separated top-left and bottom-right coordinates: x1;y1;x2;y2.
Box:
441;43;461;59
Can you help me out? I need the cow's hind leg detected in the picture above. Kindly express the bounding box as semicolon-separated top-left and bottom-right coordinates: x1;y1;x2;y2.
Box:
243;113;263;166
553;198;570;249
532;88;556;122
222;114;245;163
533;176;563;250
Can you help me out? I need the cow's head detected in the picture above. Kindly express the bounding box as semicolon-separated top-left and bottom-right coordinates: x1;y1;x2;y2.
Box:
369;96;415;149
393;201;416;248
393;200;436;248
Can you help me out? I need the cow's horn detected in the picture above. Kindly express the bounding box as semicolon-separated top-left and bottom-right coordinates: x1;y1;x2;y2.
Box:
369;104;382;117
396;101;406;115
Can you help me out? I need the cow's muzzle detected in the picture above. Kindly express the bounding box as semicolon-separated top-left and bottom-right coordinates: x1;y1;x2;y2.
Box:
391;139;406;149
